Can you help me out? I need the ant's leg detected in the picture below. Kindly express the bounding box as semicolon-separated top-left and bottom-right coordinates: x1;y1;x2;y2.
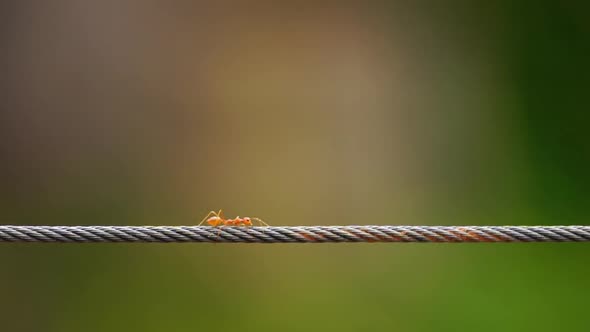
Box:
252;217;269;226
198;210;219;226
216;224;227;237
198;211;217;226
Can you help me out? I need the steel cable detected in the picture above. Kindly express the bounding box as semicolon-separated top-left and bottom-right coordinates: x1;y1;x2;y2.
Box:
0;225;589;243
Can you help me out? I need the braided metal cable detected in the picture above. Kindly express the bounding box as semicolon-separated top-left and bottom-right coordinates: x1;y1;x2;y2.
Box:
0;225;589;243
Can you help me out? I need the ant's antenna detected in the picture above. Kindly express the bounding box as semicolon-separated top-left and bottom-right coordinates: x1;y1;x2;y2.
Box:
251;217;269;227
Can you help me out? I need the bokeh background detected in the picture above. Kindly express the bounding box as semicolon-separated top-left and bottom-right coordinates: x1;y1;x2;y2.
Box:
1;1;589;331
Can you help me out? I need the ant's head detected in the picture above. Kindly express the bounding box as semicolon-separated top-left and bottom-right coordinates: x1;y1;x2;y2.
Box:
242;217;252;226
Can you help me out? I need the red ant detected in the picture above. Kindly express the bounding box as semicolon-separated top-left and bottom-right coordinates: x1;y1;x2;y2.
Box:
198;209;269;228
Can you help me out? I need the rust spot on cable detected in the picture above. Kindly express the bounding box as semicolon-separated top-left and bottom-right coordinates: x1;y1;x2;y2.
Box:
445;229;468;242
365;229;395;242
392;231;408;242
423;234;440;242
353;231;379;242
298;232;323;242
455;227;495;242
376;234;396;242
363;236;378;243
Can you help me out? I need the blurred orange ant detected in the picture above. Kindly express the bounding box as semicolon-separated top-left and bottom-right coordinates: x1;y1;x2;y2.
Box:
198;209;269;228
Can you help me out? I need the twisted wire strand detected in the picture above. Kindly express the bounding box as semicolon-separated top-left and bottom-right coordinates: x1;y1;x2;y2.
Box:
0;226;589;243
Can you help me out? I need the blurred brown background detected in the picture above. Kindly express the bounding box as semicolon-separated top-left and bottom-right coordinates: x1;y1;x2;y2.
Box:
0;1;588;331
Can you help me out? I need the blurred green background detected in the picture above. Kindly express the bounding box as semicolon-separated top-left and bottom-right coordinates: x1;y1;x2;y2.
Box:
1;1;589;331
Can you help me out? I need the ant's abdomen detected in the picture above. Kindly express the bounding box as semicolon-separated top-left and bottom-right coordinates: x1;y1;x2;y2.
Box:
207;217;222;226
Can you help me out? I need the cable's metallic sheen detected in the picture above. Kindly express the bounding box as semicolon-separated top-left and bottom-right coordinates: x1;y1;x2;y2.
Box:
0;226;589;243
